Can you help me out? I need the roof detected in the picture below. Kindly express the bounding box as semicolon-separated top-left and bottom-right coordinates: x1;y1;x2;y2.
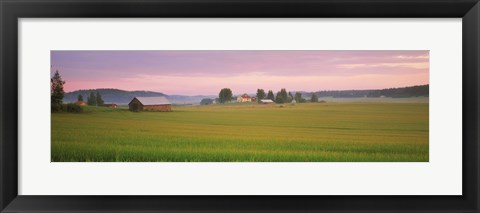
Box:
133;96;171;105
260;99;274;103
241;94;251;98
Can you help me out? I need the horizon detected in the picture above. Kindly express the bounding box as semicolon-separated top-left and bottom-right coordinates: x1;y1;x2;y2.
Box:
66;84;429;97
52;50;429;96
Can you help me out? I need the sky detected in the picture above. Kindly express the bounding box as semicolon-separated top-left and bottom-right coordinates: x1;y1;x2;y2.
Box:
51;50;429;96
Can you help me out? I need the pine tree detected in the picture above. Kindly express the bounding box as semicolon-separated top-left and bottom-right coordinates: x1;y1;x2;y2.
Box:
77;94;84;102
275;91;284;103
87;91;97;106
51;70;65;112
275;88;289;103
266;90;275;101
256;89;266;101
96;91;104;106
287;91;293;103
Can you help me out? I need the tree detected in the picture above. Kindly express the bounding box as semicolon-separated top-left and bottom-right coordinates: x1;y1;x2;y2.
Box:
200;98;214;105
218;88;233;103
294;92;301;102
77;94;84;102
96;91;104;106
287;92;294;103
266;90;275;101
87;91;97;106
51;70;65;111
311;93;319;102
275;91;283;103
295;92;308;103
256;89;266;101
275;88;289;103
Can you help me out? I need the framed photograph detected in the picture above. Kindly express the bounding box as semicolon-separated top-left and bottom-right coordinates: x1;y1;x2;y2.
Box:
1;0;479;212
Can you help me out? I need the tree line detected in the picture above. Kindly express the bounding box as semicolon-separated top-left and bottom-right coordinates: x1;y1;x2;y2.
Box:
206;84;429;105
206;88;319;105
312;85;429;98
263;88;318;103
80;91;104;106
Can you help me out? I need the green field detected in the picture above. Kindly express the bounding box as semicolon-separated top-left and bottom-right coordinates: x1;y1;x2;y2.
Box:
51;102;429;162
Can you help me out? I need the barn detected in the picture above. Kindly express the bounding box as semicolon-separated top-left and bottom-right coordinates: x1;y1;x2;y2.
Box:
128;97;172;112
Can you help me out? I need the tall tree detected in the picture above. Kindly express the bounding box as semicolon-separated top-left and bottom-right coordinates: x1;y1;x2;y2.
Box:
218;88;233;103
275;91;283;103
287;91;294;103
256;89;266;101
295;92;303;103
87;91;97;106
311;93;319;102
50;70;65;111
77;94;84;102
275;88;289;103
96;91;104;106
266;90;275;101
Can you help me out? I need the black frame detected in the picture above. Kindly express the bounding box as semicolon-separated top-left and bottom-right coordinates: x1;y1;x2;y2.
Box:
1;0;479;212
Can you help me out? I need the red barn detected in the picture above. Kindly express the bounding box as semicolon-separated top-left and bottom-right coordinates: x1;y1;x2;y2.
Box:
128;96;172;112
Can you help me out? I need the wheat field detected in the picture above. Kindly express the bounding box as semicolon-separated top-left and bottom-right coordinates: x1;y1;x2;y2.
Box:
51;102;429;162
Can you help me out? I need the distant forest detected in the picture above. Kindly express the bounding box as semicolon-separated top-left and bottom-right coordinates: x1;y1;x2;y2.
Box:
309;84;429;98
64;85;428;105
63;89;167;104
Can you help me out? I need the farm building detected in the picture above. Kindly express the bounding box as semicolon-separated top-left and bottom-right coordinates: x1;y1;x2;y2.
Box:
103;103;118;108
75;101;87;106
259;99;274;104
237;94;252;102
128;96;172;112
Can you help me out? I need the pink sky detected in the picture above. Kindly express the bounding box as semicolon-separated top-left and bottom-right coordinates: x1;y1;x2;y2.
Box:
51;50;429;96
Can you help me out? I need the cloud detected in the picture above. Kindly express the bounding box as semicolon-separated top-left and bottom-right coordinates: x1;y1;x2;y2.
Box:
338;62;429;70
395;55;429;59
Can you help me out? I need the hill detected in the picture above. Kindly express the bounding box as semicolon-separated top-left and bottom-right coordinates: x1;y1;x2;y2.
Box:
299;84;429;99
63;89;216;105
64;89;167;105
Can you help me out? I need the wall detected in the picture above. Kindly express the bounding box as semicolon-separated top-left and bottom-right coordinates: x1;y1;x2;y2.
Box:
144;104;171;112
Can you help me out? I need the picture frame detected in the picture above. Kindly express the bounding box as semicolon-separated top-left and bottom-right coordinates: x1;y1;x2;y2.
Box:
1;0;479;212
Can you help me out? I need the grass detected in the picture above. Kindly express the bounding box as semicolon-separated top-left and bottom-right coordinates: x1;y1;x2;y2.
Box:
51;102;429;162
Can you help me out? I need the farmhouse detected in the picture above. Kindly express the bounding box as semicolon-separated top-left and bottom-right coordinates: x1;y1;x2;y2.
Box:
237;94;252;102
259;99;274;104
128;96;172;112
